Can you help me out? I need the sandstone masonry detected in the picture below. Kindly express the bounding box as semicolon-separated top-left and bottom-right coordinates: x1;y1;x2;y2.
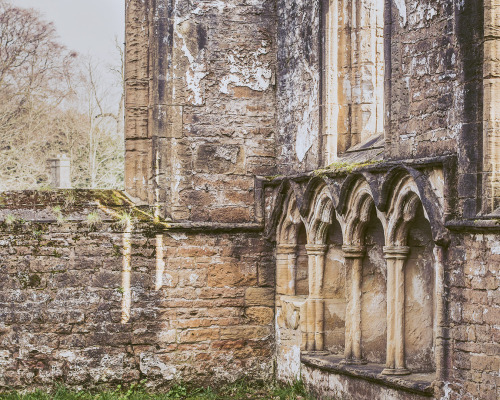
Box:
0;1;499;399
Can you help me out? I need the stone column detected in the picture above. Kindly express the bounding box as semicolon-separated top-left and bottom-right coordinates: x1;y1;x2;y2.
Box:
342;245;366;364
434;244;448;381
276;244;298;296
305;244;329;352
300;301;308;351
382;246;410;375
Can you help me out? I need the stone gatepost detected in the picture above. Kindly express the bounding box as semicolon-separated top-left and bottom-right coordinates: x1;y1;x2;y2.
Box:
47;155;71;189
383;246;411;375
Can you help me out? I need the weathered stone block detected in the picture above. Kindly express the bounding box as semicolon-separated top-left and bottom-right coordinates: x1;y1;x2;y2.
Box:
245;287;274;307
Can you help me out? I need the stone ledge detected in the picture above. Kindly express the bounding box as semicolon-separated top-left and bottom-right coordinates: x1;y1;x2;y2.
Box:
301;353;435;397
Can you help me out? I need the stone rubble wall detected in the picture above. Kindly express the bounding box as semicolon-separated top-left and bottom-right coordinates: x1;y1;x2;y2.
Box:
125;0;277;221
446;232;500;400
0;191;275;389
276;0;322;173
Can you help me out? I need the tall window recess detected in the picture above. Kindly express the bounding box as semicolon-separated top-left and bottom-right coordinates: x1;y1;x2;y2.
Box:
322;0;385;165
483;0;500;213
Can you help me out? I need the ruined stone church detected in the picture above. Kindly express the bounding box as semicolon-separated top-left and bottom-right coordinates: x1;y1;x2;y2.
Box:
0;0;499;399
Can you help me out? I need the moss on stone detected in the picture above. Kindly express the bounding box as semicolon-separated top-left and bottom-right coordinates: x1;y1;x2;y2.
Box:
313;160;383;177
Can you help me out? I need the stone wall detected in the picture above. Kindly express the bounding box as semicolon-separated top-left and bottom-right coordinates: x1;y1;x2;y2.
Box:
1;0;499;399
0;191;275;389
125;0;277;221
446;232;500;400
276;0;322;173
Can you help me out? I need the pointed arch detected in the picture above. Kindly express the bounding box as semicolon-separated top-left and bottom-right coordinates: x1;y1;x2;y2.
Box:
343;178;382;246
277;189;303;245
386;175;427;247
338;172;381;215
306;183;338;245
380;166;448;244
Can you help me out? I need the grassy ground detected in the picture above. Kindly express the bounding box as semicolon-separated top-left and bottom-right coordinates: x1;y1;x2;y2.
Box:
0;379;316;400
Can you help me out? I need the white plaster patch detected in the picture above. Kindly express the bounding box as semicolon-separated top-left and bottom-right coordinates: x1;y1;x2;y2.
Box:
296;63;319;162
411;274;427;307
275;307;282;343
189;273;199;285
219;47;272;94
215;146;239;163
427;6;437;20
394;0;407;26
492;246;500;255
191;0;234;14
168;232;188;241
163;273;174;287
140;352;177;380
175;19;207;106
59;350;76;362
0;350;11;367
439;382;453;400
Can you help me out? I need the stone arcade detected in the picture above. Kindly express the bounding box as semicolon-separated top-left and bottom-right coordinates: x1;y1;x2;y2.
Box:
0;1;499;399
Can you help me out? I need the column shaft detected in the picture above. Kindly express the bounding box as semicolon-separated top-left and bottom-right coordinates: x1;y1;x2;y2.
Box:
315;299;325;351
352;257;363;360
305;244;328;352
434;245;447;381
342;245;365;364
386;257;396;369
306;299;315;351
276;244;297;296
395;257;406;370
382;246;410;375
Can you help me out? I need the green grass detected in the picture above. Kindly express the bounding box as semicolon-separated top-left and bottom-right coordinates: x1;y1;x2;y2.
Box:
0;380;316;400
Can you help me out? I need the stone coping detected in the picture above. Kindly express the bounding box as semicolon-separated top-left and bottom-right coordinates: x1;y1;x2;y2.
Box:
301;353;435;397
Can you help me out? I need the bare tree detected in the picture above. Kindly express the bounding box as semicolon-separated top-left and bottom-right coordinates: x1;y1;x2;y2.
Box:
78;54;124;189
0;0;124;191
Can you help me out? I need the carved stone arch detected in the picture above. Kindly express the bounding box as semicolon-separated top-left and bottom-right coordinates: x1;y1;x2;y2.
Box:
277;189;303;245
338;172;381;215
383;173;438;375
380;166;448;244
306;183;338;245
386;175;425;247
301;176;328;217
265;180;290;240
379;166;411;211
341;176;387;365
343;178;379;246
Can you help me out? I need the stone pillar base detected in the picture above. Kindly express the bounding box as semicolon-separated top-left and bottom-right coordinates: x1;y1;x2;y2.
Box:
381;367;411;376
302;350;330;356
341;358;367;365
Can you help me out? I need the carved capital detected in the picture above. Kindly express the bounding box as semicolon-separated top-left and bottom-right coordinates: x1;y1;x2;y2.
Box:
305;244;328;256
342;245;366;259
383;246;410;260
277;244;297;255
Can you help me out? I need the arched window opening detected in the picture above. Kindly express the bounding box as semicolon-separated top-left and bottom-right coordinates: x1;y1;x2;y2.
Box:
322;0;385;164
360;207;386;364
295;223;309;296
323;221;346;355
404;203;435;373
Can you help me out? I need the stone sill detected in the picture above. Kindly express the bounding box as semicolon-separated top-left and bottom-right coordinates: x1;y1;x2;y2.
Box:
301;353;435;397
445;219;500;232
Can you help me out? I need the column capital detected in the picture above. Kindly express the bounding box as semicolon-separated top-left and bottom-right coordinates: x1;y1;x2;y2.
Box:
305;244;328;255
342;245;365;258
277;244;297;254
383;246;410;259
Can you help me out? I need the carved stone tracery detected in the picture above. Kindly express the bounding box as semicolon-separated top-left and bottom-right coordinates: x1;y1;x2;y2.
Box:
274;168;444;378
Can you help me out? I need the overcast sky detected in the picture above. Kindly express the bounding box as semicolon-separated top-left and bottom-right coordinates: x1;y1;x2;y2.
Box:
13;0;125;68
